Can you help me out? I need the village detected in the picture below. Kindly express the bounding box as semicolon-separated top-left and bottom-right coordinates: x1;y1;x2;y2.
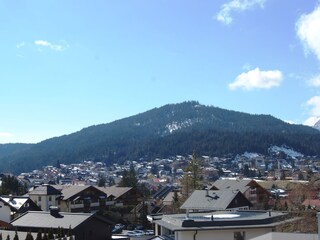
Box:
0;149;320;239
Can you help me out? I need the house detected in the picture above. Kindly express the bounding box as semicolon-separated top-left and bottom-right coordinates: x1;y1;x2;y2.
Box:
28;184;62;211
10;207;113;240
28;184;108;213
148;210;294;240
0;196;41;222
98;186;143;207
211;179;270;209
55;185;108;213
150;185;176;214
180;189;252;215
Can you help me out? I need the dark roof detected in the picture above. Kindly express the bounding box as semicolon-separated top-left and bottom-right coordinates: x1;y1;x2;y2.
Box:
212;179;253;193
180;189;250;211
152;186;174;200
28;185;61;196
97;186;133;199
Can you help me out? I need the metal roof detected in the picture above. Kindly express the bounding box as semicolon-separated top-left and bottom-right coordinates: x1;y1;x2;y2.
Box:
180;189;245;210
11;211;93;229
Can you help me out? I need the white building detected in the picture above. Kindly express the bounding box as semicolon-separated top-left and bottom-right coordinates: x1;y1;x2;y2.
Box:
148;210;294;240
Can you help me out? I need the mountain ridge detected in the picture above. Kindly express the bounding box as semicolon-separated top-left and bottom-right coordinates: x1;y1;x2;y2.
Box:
1;101;320;174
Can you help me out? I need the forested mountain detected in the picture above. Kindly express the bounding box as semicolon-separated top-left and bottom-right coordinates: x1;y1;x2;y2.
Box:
0;143;33;159
1;101;320;174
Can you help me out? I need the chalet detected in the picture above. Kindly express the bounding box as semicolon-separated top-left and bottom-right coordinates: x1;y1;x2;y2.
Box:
98;186;143;207
55;185;107;213
0;196;40;223
180;189;252;215
211;179;270;209
28;184;108;213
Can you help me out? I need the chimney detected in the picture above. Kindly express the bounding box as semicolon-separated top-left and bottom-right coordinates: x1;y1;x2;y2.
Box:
49;206;63;218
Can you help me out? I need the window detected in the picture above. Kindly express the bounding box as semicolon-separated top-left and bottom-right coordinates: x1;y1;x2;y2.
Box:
49;196;52;201
38;196;41;202
234;232;245;240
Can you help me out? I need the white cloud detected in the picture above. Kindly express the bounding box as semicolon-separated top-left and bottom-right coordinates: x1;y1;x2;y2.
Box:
0;132;13;137
308;74;320;87
228;67;283;90
304;96;320;126
34;40;68;51
296;4;320;60
216;0;266;25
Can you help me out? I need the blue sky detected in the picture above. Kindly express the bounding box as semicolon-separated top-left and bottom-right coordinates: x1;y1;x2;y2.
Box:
1;0;320;143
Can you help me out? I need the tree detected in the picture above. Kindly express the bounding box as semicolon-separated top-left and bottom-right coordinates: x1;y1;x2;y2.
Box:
0;175;26;195
108;177;115;186
181;152;202;199
13;232;18;240
48;229;54;239
35;230;42;240
97;174;106;187
172;190;181;213
119;165;138;188
25;233;34;240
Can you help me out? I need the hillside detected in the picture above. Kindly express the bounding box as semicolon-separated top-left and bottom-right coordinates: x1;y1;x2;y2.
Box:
1;101;320;174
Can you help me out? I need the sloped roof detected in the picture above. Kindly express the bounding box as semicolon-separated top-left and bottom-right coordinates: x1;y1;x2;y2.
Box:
152;186;174;200
11;211;93;229
59;185;91;200
212;179;253;193
97;186;133;199
0;197;29;211
55;185;107;200
28;185;61;196
180;189;248;210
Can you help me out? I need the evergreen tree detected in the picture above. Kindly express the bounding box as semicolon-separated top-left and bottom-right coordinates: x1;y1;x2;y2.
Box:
67;226;72;237
119;165;138;188
181;152;202;200
35;230;42;240
25;233;33;240
13;231;18;240
172;190;181;213
48;229;54;239
0;175;26;195
97;174;106;187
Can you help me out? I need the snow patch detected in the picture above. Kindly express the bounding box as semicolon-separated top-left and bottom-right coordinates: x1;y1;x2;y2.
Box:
268;145;303;158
